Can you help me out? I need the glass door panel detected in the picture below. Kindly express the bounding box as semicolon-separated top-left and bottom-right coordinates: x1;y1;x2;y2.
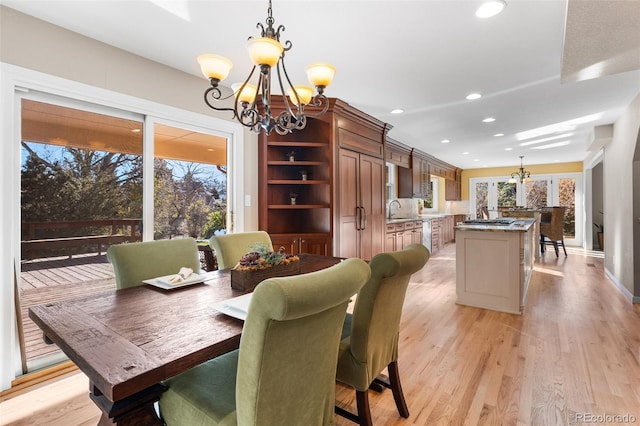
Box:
20;98;143;368
152;123;228;263
525;179;549;209
558;177;576;238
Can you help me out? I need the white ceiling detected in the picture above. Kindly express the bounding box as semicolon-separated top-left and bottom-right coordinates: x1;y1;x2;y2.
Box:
4;0;640;170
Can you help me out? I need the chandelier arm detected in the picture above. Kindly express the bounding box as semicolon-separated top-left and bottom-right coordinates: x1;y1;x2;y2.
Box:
233;66;265;131
300;94;330;118
276;56;303;118
203;86;237;116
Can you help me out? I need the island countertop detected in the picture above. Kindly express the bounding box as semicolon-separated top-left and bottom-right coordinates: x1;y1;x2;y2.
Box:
455;218;535;232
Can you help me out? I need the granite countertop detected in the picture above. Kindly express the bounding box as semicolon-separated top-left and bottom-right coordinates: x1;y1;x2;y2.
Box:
455;218;535;232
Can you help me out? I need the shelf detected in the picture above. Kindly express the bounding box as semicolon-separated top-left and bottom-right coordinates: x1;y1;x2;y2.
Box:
268;204;330;209
267;180;329;185
267;161;326;166
267;141;328;147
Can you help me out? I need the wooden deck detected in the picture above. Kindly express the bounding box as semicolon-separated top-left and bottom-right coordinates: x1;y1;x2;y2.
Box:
19;254;117;362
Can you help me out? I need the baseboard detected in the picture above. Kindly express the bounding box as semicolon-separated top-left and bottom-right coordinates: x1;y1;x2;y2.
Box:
604;267;636;303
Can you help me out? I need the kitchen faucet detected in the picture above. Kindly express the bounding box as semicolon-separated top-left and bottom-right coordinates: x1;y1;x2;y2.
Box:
388;199;402;220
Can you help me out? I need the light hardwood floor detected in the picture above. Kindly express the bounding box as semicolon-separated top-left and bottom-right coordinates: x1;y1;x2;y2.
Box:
2;244;639;425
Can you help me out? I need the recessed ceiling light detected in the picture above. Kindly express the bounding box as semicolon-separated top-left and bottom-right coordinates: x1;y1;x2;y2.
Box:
473;159;480;162
466;93;482;100
391;109;404;114
482;117;496;123
505;147;513;151
462;151;470;155
476;0;507;18
441;139;450;144
494;133;504;137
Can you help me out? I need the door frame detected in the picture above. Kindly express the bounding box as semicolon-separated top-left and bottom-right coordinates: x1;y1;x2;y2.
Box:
0;63;244;390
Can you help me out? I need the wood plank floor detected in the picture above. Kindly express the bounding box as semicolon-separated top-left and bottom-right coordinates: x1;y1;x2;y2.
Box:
19;254;117;361
3;243;639;425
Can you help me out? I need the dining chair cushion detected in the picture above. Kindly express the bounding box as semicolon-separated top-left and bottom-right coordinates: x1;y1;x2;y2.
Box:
159;257;371;426
337;243;430;391
209;231;274;269
107;238;200;289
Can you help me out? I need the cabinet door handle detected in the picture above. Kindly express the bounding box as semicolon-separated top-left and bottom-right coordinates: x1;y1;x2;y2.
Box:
360;206;367;230
355;206;362;231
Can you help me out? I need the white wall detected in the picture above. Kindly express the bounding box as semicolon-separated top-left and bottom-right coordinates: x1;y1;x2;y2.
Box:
0;5;260;391
604;92;640;299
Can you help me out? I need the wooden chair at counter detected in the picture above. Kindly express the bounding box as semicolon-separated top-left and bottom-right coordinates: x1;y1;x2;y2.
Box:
539;206;567;257
107;238;201;289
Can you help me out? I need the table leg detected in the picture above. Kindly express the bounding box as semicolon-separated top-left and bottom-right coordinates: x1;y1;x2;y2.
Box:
90;382;166;426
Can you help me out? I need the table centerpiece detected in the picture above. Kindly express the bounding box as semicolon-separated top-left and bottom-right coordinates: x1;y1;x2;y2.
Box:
230;244;300;291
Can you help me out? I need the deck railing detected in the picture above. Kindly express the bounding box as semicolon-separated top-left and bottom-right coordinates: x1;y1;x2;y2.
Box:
21;219;142;260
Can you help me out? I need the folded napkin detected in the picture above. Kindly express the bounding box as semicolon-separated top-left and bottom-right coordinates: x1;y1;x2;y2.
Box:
167;267;194;284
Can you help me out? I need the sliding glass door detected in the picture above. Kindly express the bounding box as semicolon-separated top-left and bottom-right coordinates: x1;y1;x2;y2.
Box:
470;173;582;244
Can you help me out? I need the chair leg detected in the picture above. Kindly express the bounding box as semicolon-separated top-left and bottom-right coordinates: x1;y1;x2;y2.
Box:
334;390;373;426
561;239;567;256
552;241;559;257
540;235;545;253
356;390;373;426
388;361;410;418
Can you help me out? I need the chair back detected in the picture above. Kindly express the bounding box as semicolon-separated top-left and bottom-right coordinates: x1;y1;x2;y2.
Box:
209;231;273;269
107;238;200;289
337;244;430;391
236;258;370;426
540;206;566;240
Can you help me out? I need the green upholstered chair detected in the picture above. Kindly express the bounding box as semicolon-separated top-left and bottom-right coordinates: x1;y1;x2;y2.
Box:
335;244;430;426
107;238;200;289
209;231;274;269
158;258;371;426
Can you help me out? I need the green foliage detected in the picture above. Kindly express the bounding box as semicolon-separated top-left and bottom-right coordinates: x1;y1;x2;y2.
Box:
201;210;225;239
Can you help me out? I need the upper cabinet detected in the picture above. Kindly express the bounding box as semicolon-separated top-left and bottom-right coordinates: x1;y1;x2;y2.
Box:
391;145;462;200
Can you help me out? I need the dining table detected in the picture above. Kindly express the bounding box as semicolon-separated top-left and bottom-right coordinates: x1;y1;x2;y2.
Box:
28;253;343;425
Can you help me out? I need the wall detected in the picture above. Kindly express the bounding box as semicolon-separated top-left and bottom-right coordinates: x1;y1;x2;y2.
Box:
604;92;640;298
460;162;584;200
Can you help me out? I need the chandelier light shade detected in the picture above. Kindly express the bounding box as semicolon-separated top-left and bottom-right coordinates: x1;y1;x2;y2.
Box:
509;155;532;184
197;0;335;135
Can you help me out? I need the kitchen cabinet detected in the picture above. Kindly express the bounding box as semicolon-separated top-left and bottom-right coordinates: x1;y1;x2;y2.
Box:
260;97;389;260
411;154;431;198
385;220;423;251
431;217;442;254
259;118;331;254
338;148;385;260
271;234;331;256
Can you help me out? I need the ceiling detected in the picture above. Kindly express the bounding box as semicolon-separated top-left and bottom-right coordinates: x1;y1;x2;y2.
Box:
4;0;640;170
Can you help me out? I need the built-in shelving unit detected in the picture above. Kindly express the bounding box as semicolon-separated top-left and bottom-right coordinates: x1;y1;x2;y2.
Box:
259;117;332;254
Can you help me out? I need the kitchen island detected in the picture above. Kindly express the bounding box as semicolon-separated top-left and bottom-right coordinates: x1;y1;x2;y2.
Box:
455;218;535;315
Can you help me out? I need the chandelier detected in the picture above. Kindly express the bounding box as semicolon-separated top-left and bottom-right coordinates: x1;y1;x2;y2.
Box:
196;0;335;135
509;156;532;184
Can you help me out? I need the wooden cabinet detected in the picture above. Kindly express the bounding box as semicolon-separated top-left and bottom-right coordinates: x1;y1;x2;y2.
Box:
445;169;462;201
338;148;386;260
271;234;331;256
259;97;390;261
385;220;423;251
259;118;331;254
411;155;431;198
431;217;442;254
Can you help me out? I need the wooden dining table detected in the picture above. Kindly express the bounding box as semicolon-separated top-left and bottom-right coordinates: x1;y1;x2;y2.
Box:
29;253;342;425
